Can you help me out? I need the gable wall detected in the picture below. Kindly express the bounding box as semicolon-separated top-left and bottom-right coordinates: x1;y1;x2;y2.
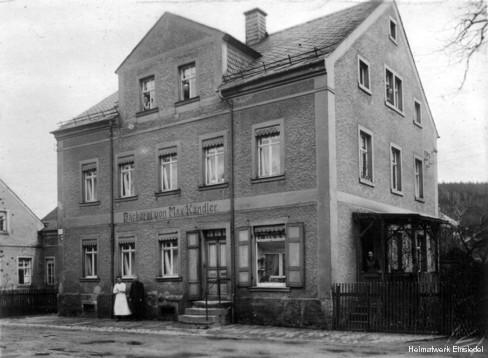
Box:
0;182;44;288
331;5;438;283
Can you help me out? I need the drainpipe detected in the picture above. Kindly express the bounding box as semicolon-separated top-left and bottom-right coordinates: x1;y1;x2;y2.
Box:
218;90;236;323
109;117;115;297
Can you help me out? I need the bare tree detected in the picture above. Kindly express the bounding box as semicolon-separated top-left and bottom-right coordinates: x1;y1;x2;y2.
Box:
446;0;487;88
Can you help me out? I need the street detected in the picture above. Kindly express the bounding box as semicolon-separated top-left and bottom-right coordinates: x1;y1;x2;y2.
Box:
0;324;480;358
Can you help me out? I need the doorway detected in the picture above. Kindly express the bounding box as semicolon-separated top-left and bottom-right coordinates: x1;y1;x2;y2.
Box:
203;229;228;300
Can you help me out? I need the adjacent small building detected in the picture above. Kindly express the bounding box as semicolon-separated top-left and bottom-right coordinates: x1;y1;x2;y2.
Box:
0;178;57;289
52;0;442;327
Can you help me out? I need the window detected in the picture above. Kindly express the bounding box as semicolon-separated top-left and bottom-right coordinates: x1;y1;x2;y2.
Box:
18;257;32;285
179;63;197;101
45;257;55;286
0;211;7;233
160;150;178;192
257;132;281;177
414;100;422;126
414;157;424;200
140;76;155;111
119;159;135;198
82;162;97;203
253;122;284;180
389;18;397;42
358;129;373;184
358;57;371;92
203;138;224;185
82;241;97;278
390;145;402;193
160;233;178;277
385;68;403;112
120;242;135;278
255;226;286;287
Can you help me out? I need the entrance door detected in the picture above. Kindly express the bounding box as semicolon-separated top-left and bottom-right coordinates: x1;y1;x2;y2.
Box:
204;229;228;300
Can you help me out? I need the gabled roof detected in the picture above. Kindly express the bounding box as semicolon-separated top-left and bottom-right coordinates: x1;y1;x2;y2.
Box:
0;178;42;225
54;91;118;132
222;0;382;87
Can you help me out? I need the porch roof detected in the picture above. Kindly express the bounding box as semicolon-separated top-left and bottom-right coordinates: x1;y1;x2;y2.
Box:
353;212;446;225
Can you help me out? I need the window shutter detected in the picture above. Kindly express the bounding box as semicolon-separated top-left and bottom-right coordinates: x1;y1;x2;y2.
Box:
286;223;304;288
187;231;201;299
237;227;252;287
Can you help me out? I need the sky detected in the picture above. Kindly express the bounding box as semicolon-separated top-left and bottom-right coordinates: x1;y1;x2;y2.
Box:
0;0;486;218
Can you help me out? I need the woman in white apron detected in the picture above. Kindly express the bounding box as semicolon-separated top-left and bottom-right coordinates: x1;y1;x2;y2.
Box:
113;276;131;319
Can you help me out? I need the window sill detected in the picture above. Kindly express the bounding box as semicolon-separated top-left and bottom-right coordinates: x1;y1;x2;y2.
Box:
155;276;182;282
175;96;200;107
198;182;229;191
389;35;398;45
79;201;101;207
80;277;100;282
415;196;425;203
359;178;375;187
115;195;138;203
385;101;405;117
413;120;423;129
251;174;285;184
155;189;181;197
0;232;9;235
249;286;291;292
358;83;372;96
136;107;159;118
391;189;404;197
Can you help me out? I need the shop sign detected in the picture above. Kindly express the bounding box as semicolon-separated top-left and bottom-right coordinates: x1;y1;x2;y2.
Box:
122;201;224;223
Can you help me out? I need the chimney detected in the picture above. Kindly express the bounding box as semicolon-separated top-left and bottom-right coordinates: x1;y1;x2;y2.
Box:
244;8;267;46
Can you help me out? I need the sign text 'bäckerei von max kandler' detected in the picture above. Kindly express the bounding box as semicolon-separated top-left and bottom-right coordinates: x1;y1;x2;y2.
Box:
123;201;222;223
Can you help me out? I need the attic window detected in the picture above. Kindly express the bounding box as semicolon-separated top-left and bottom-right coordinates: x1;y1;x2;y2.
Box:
358;56;371;93
389;18;397;43
0;211;7;233
140;76;155;111
179;63;197;101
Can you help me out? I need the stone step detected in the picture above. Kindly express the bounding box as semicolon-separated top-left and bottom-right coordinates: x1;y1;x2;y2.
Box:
178;314;218;325
185;307;228;316
192;300;232;308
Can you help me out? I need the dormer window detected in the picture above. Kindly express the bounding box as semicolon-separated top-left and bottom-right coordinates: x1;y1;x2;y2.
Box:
140;76;155;111
179;63;197;101
389;18;397;43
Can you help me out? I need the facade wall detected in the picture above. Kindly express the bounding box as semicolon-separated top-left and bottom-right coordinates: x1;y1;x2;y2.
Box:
0;181;44;288
331;7;438;283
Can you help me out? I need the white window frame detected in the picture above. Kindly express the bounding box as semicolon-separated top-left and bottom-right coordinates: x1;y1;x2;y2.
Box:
83;168;97;202
179;63;197;101
358;126;374;185
160;153;178;191
357;55;371;94
257;133;281;178
83;244;98;278
385;66;404;114
160;234;179;278
414;99;422;127
254;227;286;288
45;257;55;286
390;143;403;195
251;119;285;180
120;162;135;198
17;256;32;286
140;76;156;111
0;210;8;234
204;145;225;185
389;17;398;44
414;155;425;201
120;242;135;278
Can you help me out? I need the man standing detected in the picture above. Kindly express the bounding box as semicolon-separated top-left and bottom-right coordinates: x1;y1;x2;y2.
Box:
129;276;145;320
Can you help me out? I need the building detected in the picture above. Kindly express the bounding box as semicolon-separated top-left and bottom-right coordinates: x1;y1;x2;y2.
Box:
0;178;57;289
52;0;442;327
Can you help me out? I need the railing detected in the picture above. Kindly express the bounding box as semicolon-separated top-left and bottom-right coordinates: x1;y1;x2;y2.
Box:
332;280;482;335
332;281;442;334
0;288;57;317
